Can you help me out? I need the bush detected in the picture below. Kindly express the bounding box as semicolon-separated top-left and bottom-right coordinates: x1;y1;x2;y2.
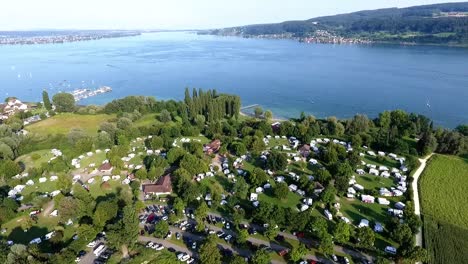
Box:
31;153;41;161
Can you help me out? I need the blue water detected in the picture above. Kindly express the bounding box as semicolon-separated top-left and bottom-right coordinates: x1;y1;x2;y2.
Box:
0;32;467;127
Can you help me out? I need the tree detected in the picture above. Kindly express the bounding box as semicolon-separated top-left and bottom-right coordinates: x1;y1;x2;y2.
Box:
417;131;437;155
266;151;288;171
404;246;428;263
318;233;334;255
159;109;172;123
6;244;29;264
195;201;209;220
52;92;75;112
309;216;328;240
173;197;185;218
56;174;72;194
251;249;271;264
106;205;139;257
254;107;263;118
391;224;413;245
42;90;52;110
247;168;268;186
455;124;468;136
320;185;336;205
230;255;247;264
264;110;273;121
230;142;247;156
356;227;375;248
232;176;249;199
154;221;169;238
93;200;118;228
333;222;351;244
117;117;133;130
264;225;278;240
58;197;80;222
274;182;289;200
199;236;222;264
290;243;308;262
237;229;249;244
316;169;332;185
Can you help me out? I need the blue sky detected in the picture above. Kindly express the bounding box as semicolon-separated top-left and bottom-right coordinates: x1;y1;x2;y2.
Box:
0;0;462;30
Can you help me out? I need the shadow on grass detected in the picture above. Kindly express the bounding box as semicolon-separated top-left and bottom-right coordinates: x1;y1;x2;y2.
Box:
8;226;49;244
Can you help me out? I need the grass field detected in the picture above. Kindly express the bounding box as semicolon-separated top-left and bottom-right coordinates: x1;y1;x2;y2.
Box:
16;149;54;171
27;113;114;136
420;154;468;264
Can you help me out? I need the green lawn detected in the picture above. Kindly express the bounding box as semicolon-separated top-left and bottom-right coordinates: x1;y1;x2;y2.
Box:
355;174;396;192
420;154;468;263
259;187;302;210
27;113;114;136
2;213;77;249
362;155;400;169
16;149;54;171
87;177;131;198
79;151;107;168
338;198;389;226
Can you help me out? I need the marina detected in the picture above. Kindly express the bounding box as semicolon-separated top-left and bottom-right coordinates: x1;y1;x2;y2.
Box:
70;86;112;102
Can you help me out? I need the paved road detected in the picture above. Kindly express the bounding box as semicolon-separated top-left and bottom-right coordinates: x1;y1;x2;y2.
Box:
411;153;433;248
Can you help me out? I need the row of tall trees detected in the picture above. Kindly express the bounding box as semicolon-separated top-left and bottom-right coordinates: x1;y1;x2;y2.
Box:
184;88;241;122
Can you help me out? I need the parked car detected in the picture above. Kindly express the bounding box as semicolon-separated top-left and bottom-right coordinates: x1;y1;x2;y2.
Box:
216;231;225;237
224;234;232;241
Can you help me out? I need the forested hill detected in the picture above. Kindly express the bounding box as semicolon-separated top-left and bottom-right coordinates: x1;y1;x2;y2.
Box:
203;2;468;46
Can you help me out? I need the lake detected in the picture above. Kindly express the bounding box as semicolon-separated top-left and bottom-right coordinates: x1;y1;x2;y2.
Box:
0;32;467;127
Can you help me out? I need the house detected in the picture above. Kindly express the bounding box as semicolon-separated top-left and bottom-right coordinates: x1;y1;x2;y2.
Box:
204;139;221;154
142;175;173;196
361;194;375;203
99;162;113;175
250;193;258;202
358;219;369;228
299;145;311;158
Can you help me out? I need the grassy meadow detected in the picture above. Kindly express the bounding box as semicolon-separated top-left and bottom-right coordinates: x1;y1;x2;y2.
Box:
419;154;468;264
27;113;115;136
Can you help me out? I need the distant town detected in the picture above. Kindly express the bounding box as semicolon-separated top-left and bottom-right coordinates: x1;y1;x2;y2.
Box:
0;30;141;45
